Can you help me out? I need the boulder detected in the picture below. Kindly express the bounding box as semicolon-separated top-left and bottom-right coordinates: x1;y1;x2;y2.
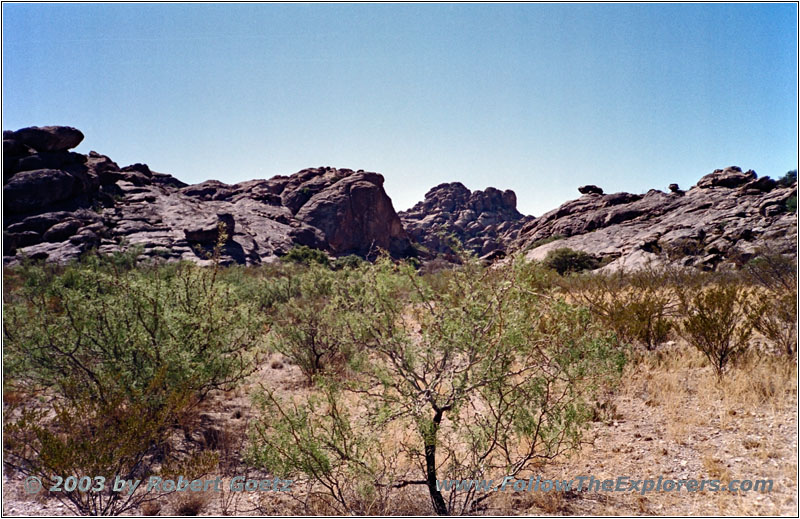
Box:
3;169;77;213
696;167;756;189
578;185;604;195
8;126;84;152
43;220;82;242
296;172;413;257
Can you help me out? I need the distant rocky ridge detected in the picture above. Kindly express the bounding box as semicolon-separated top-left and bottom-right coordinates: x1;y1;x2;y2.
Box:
399;182;531;258
3;126;413;265
2;126;796;269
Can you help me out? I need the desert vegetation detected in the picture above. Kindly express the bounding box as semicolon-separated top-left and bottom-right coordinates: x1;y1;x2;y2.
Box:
2;245;797;515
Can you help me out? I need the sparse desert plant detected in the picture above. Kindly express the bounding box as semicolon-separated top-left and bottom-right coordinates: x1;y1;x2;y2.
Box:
249;256;626;515
677;283;754;378
174;491;211;516
140;501;162;516
543;247;600;275
742;250;797;292
741;251;797;356
567;267;675;350
748;290;797;356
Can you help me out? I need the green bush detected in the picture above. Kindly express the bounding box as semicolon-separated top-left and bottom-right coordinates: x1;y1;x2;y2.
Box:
786;195;797;214
543;247;600;275
264;265;353;382
777;169;797;187
281;245;330;267
3;256;262;514
3;258;263;404
332;254;366;270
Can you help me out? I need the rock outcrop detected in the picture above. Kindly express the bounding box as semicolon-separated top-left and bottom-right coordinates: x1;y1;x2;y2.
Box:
3;126;413;265
516;166;796;271
399;183;531;257
3;127;795;272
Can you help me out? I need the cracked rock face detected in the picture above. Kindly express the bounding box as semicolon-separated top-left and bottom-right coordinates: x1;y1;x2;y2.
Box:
3;127;413;265
515;166;796;271
399;182;531;258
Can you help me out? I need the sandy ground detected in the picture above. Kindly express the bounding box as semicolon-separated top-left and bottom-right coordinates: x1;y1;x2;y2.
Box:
3;344;797;516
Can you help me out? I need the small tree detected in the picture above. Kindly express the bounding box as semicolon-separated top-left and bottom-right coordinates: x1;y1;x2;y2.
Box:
249;257;625;515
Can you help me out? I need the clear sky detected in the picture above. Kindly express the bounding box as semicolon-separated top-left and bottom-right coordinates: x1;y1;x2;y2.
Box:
3;3;797;216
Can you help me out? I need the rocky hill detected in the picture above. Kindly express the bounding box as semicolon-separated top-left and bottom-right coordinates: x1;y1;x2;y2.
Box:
515;168;797;270
399;182;531;258
3;126;413;265
3;126;796;269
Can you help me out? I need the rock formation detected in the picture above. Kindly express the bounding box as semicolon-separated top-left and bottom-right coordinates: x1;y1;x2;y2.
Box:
3;126;414;265
3;126;796;272
515;166;796;271
399;183;531;257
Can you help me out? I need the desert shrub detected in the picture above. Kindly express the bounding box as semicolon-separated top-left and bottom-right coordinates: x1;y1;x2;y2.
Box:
249;256;625;515
543;247;600;275
741;251;796;292
174;492;210;516
281;245;330;266
4;376;191;515
567;267;675;350
777;169;797;187
677;284;754;378
742;251;798;355
3;256;261;515
264;265;354;382
332;254;366;270
786;195;797;214
3;257;263;404
749;290;797;356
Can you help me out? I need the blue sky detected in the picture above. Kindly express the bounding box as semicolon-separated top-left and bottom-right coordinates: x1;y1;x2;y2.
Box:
3;3;797;215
